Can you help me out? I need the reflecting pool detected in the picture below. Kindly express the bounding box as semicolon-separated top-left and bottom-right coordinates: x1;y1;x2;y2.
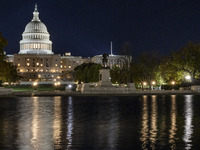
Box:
0;95;200;149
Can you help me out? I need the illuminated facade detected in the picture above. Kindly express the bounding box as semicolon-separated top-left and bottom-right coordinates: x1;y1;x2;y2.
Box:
60;54;90;72
91;54;124;69
60;54;90;81
19;4;53;55
7;4;124;82
14;54;61;81
14;4;60;81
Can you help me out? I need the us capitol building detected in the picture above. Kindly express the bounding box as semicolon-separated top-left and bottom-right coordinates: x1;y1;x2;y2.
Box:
7;4;123;82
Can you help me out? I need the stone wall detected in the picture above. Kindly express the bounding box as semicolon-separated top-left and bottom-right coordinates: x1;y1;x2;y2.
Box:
191;86;200;92
0;87;13;95
81;83;136;94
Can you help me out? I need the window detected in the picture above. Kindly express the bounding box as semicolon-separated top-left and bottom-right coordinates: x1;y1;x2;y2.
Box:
18;63;20;67
27;63;30;66
69;65;71;69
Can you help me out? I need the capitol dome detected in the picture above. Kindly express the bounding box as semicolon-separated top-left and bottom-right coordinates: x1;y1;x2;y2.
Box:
19;4;53;54
24;21;48;33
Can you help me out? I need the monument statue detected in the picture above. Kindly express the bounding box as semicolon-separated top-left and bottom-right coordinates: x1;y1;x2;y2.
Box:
102;53;109;68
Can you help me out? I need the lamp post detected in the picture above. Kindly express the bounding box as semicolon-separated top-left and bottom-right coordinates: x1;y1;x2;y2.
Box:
54;82;61;91
54;82;58;91
142;82;147;90
171;81;175;90
185;75;191;87
152;81;156;90
33;81;38;92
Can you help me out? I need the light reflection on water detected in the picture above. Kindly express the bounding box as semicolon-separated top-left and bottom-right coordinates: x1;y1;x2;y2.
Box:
66;96;73;149
107;100;119;149
53;96;62;149
0;95;198;149
149;95;158;150
140;95;149;150
169;95;177;150
183;95;193;150
17;97;54;150
31;97;39;149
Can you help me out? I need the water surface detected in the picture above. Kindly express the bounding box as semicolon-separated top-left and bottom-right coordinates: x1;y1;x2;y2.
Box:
0;95;200;150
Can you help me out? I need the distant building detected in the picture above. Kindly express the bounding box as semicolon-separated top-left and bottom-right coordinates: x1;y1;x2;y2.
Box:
91;54;124;69
11;4;61;81
60;53;90;81
6;55;14;63
60;53;90;72
6;4;124;83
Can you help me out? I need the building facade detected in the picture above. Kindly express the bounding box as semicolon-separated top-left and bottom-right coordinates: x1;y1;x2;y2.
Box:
6;4;124;82
13;4;61;81
91;54;124;69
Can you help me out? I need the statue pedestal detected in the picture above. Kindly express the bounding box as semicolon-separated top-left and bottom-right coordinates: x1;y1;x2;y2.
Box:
98;68;112;87
81;68;136;94
76;84;82;92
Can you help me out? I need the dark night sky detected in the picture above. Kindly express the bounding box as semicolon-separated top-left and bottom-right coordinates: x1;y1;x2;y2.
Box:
1;0;200;57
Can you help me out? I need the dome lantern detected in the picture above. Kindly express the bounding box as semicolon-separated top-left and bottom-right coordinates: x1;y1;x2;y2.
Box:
32;3;40;21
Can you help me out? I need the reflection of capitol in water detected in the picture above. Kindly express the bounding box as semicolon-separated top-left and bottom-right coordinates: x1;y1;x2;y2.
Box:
16;96;74;149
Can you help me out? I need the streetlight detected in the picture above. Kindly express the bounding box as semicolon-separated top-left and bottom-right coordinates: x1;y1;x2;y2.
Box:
68;84;72;88
54;82;61;91
33;81;38;91
142;82;147;90
171;81;175;90
185;75;191;80
185;75;191;88
54;82;58;91
151;81;156;90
